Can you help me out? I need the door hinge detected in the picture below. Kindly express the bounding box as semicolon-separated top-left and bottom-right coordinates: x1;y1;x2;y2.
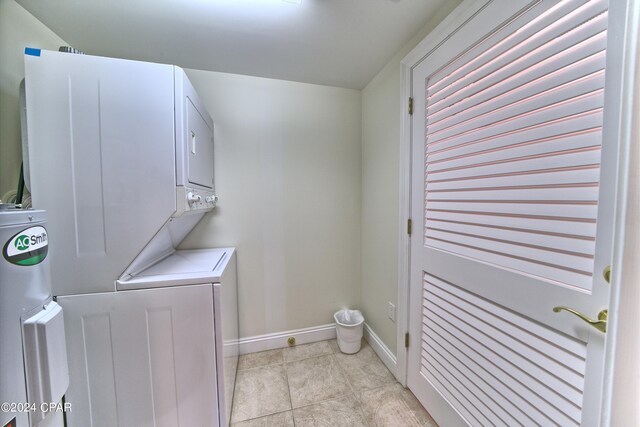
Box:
407;219;412;235
408;97;414;115
405;332;410;348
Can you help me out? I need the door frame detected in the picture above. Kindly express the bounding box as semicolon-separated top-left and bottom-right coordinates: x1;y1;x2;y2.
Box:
396;0;493;388
600;0;640;423
396;0;640;423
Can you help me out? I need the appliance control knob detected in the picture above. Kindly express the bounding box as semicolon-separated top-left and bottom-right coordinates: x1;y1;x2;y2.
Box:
205;195;219;204
187;192;201;205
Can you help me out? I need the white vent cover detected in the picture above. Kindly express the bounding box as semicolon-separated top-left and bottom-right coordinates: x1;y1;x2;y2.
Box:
22;301;70;425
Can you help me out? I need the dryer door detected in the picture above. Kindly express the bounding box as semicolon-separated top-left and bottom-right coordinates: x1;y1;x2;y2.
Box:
186;97;214;189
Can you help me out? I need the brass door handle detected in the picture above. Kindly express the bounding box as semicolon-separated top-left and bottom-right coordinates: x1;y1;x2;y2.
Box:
553;306;608;333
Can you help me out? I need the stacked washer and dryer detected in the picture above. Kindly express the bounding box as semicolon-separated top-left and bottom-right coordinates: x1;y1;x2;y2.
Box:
19;48;239;427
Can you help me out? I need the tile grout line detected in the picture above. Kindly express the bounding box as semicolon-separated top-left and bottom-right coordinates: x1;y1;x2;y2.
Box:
331;349;372;427
287;342;353;413
284;350;334;365
236;359;284;373
231;351;289;425
234;339;401;426
288;391;353;411
232;408;294;426
289;350;368;426
235;342;334;424
283;338;334;422
237;348;286;372
285;345;337;419
283;348;296;427
284;340;334;364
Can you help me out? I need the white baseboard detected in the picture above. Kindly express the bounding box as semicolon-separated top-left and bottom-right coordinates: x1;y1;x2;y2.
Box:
238;324;336;355
363;322;398;377
238;322;398;380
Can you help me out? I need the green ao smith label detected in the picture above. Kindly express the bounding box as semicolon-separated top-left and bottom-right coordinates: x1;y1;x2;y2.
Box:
3;226;48;266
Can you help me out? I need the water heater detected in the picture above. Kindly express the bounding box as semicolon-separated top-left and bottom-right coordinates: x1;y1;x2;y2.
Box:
0;205;69;427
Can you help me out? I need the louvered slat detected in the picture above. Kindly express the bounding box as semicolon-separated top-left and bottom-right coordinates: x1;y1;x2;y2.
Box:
423;0;607;291
421;275;586;426
422;358;486;426
426;221;595;255
427;109;602;160
426;234;593;288
422;315;584;409
428;68;605;139
427;166;601;191
426;228;593;270
428;8;608;111
428;91;604;148
426;201;597;220
427;0;597;93
427;148;601;181
423;342;523;426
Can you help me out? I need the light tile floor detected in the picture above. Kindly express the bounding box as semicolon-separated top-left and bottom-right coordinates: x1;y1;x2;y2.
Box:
231;339;438;426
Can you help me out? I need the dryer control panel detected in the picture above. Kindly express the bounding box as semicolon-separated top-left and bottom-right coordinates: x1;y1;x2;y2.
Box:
176;187;218;216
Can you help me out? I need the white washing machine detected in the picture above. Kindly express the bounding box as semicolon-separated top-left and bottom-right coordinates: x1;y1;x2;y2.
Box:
0;206;69;427
59;248;238;427
22;49;238;426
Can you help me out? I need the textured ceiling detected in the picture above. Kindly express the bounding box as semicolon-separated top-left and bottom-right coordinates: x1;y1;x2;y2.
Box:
16;0;448;89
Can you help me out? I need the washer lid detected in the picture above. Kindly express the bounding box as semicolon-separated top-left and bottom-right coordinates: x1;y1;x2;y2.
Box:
116;247;233;290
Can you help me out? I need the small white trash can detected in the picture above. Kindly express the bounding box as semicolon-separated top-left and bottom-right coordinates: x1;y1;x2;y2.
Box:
334;309;364;354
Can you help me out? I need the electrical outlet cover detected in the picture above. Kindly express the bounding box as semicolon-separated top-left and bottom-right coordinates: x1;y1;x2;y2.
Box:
387;302;396;322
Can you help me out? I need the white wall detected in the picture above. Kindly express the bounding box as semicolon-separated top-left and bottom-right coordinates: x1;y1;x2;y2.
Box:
0;1;363;342
360;0;461;354
0;0;457;351
181;69;362;339
0;0;68;197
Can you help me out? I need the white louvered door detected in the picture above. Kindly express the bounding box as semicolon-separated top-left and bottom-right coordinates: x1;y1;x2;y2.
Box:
407;0;623;425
